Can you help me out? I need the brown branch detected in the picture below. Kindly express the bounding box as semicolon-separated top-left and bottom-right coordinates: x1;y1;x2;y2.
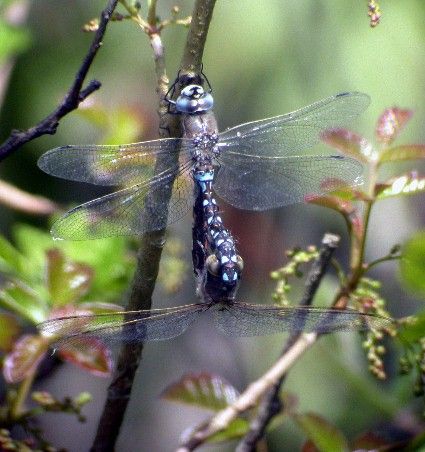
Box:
177;234;340;451
0;0;120;162
90;1;217;450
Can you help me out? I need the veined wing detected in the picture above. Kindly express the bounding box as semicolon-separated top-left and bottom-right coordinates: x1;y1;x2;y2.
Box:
214;155;362;210
38;138;194;186
39;303;209;345
218;92;370;158
213;302;393;337
51;162;193;240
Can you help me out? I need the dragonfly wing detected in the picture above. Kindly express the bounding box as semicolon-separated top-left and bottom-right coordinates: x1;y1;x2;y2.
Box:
39;304;208;345
51;165;193;240
218;92;370;158
213;302;393;337
38;139;193;185
214;155;362;210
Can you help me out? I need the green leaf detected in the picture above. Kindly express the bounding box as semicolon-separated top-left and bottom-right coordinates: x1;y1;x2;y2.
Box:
0;313;21;352
400;231;425;296
0;20;31;64
58;337;113;377
294;413;349;452
207;418;250;443
161;373;240;411
3;334;49;383
379;145;425;165
102;107;145;145
0;278;47;324
397;311;425;343
0;234;24;274
376;174;425;200
46;249;93;307
321;128;372;163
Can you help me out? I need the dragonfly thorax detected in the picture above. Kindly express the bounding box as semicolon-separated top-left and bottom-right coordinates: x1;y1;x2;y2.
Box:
176;84;214;114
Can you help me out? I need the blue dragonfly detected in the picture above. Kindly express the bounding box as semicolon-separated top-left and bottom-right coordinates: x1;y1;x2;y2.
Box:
37;79;391;344
38;84;369;241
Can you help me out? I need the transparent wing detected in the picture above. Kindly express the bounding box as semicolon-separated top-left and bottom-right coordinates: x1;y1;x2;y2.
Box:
38;139;194;185
213;302;393;337
214;155;362;210
39;304;208;345
218;92;370;158
51;162;194;240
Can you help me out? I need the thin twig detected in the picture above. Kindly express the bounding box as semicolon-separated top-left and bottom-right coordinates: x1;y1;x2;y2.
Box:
91;1;217;450
235;233;340;451
177;234;340;451
0;179;59;215
0;0;119;162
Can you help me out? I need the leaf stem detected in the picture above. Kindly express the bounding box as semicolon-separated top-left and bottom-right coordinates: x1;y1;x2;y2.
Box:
10;371;36;420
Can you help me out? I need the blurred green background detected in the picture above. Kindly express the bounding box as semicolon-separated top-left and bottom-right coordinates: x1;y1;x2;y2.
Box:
1;0;425;450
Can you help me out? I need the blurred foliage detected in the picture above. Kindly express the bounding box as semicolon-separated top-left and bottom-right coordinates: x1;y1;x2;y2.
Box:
0;0;425;451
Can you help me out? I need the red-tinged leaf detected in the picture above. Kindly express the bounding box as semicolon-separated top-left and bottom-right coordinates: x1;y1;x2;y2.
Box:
58;337;113;377
3;334;49;383
307;195;356;215
0;313;21;353
295;413;349;452
321;128;373;162
41;305;93;340
376;173;425;199
161;373;240;411
46;249;93;307
353;431;398;450
379;144;425;164
376;108;413;144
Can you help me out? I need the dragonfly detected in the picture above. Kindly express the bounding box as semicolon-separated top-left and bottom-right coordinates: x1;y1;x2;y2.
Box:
38;77;392;345
37;80;369;242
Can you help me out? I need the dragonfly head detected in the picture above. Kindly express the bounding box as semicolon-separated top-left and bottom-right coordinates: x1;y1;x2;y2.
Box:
176;84;214;114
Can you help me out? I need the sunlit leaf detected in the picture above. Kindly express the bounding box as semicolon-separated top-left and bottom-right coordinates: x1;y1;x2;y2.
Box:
76;103;110;128
3;334;49;383
58;337;113;377
103;106;145;145
295;413;349;452
46;249;93;307
0;20;31;64
376;173;425;199
0;313;21;352
321;128;372;162
207;418;250;443
78;301;123;314
0;278;47;324
0;234;24;274
375;108;413;144
379;145;425;165
161;373;240;411
400;231;425;296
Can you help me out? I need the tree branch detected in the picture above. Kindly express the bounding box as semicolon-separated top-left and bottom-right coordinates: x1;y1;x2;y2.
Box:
236;233;340;451
0;0;119;162
91;1;217;450
177;234;340;451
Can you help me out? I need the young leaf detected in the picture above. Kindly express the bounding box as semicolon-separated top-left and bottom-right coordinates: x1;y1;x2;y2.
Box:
161;373;240;411
321;128;372;163
0;313;21;352
46;249;93;307
0;234;24;274
398;312;425;343
0;278;47;324
400;231;425;295
379;145;425;165
0;20;31;64
295;413;349;452
3;334;49;383
207;418;250;443
376;173;425;199
58;337;113;377
375;108;413;144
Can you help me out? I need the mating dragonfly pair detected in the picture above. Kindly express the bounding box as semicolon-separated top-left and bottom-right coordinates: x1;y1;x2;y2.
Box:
38;74;392;345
